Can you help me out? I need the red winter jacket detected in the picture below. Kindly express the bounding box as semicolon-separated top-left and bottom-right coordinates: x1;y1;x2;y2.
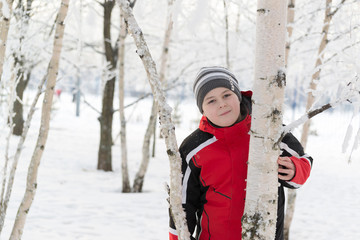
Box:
169;92;313;240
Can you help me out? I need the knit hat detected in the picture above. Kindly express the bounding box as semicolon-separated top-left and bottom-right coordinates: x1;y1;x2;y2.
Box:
193;66;242;113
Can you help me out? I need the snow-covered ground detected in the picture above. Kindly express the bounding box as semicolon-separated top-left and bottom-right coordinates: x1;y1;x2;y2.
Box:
1;92;360;240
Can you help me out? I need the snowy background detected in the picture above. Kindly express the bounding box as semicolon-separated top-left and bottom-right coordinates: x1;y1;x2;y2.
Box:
0;0;360;239
1;92;359;240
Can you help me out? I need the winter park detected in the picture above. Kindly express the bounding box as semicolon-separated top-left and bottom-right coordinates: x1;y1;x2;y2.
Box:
0;1;360;240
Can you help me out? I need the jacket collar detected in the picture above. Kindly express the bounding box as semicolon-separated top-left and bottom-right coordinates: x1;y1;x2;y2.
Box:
199;114;251;139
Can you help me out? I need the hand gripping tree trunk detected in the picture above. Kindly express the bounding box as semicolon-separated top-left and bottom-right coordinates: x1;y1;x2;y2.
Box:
118;1;190;239
133;0;174;193
9;0;69;239
241;1;287;240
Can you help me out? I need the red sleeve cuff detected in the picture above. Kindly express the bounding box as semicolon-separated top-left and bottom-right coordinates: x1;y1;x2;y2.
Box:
287;156;312;188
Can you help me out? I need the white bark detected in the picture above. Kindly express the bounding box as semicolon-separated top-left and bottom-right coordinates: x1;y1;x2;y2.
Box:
301;0;333;148
0;0;14;82
0;69;17;233
9;0;69;239
242;1;287;239
117;1;190;239
0;74;47;234
133;99;157;192
118;14;131;193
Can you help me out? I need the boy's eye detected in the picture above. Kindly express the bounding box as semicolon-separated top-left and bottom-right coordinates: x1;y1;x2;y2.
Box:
207;99;215;104
224;93;232;98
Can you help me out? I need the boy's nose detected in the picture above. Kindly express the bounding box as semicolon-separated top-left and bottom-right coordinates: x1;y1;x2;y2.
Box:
219;100;227;108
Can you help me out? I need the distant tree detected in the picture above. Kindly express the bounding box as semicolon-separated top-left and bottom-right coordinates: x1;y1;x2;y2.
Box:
133;0;175;193
118;1;190;239
9;0;70;239
11;0;34;136
284;1;348;238
98;0;117;171
118;0;137;193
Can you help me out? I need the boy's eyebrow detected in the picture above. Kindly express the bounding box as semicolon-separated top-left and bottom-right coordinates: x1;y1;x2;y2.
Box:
204;95;215;101
204;89;232;101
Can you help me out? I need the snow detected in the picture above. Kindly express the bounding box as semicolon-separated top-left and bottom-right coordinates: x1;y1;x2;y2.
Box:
1;92;360;240
0;0;10;19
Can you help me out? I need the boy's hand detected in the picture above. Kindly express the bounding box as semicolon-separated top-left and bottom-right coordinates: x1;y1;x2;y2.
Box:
278;157;295;181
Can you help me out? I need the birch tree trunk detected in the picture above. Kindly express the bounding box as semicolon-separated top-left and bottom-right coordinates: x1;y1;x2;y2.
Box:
118;15;131;192
0;64;17;235
0;74;47;235
284;3;334;237
0;0;14;82
133;99;157;192
242;1;287;239
118;1;190;239
118;0;136;193
284;1;345;238
301;0;333;148
9;1;69;239
133;0;174;193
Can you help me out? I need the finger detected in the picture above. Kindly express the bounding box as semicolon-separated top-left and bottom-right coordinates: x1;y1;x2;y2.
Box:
278;168;295;181
278;168;293;175
277;157;291;164
278;174;292;181
278;158;294;169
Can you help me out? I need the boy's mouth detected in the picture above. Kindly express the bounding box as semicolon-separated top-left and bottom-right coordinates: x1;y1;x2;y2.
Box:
219;110;231;116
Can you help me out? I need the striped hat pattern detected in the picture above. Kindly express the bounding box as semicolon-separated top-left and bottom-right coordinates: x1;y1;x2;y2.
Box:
193;66;242;113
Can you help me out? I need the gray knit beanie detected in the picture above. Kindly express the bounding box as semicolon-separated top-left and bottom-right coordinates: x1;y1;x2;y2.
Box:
193;66;242;113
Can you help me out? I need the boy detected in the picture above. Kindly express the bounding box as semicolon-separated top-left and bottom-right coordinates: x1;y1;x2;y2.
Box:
169;67;313;240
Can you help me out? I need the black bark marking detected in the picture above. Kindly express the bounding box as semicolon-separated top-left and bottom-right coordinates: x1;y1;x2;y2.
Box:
274;70;286;88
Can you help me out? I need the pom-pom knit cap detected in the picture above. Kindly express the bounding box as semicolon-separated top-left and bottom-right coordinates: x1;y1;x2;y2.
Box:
193;66;242;113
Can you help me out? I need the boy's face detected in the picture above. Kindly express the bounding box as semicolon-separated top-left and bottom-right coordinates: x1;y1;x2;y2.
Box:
202;87;241;127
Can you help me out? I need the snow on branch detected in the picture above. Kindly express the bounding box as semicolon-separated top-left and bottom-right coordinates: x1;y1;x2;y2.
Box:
117;1;190;240
281;76;360;141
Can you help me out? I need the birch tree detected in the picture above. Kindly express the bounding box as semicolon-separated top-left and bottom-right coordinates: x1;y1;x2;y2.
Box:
9;0;69;238
118;0;136;193
285;1;347;238
118;1;189;239
241;0;287;239
133;0;175;193
301;0;343;148
0;0;14;82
